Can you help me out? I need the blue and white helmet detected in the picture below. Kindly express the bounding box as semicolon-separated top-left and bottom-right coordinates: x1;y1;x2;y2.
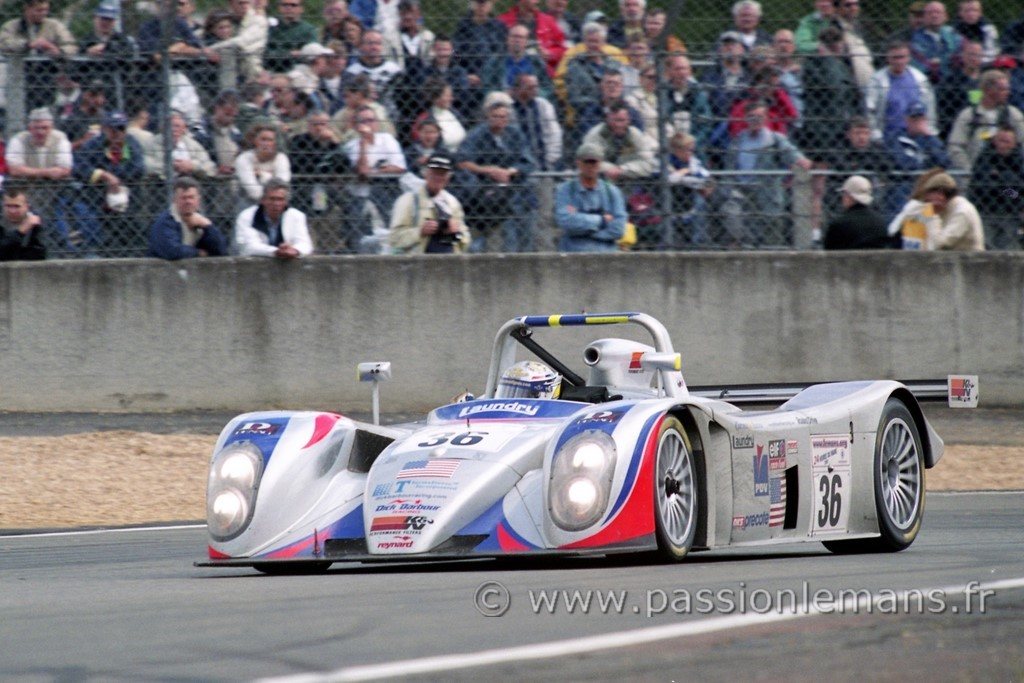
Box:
496;360;562;399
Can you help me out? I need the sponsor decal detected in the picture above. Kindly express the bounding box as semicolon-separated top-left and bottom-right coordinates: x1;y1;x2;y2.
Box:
732;512;770;530
375;535;414;550
811;434;852;534
753;446;769;496
732;434;754;449
396;459;461;480
628;351;644;373
787;439;799;454
370;515;433;533
457;401;539;418
796;416;818;425
768;439;787;471
374;498;442;513
575;409;626;425
948;375;978;407
770;476;787;527
233;421;281;436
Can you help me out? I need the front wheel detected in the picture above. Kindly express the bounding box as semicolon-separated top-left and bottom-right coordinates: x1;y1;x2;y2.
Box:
824;398;924;554
652;416;701;561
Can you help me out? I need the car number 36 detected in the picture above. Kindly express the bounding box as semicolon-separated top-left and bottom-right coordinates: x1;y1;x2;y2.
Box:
418;431;488;448
812;466;851;533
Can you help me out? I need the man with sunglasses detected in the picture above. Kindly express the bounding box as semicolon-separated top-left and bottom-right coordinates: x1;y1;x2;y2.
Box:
554;142;626;252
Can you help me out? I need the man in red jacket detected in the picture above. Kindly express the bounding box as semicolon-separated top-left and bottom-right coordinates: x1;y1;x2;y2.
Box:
498;0;565;76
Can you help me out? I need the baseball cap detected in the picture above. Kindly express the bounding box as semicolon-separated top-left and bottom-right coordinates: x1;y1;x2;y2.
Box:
95;1;119;19
992;55;1018;70
906;101;927;118
299;42;334;59
103;110;129;128
583;10;608;25
840;175;873;205
912;171;957;199
576;142;605;161
719;31;744;44
908;1;926;14
426;154;453;171
84;78;107;93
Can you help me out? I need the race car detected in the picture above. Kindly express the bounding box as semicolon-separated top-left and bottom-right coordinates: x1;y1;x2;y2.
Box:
198;312;977;573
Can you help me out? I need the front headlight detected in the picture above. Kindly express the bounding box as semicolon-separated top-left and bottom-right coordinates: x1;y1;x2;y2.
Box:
549;431;616;531
207;442;264;541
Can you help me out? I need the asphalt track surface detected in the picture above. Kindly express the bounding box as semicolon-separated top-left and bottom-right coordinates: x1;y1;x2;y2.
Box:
0;492;1021;682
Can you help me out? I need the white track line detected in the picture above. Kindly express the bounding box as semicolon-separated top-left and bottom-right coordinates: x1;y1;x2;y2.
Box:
259;577;1024;683
0;523;205;539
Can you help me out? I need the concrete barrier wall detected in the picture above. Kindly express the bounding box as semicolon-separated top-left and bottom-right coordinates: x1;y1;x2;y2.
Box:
0;252;1020;412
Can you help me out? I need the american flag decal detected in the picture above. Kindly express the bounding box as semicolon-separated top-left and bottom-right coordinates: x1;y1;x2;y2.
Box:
769;476;787;527
396;459;461;479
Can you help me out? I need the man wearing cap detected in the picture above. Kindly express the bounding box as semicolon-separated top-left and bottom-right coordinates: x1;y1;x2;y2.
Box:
885;100;951;209
699;31;749;121
59;79;109;151
823;176;893;249
946;69;1024;170
149;177;229;260
72;110;146;254
266;0;319;72
389;153;469;253
910;171;984;249
79;2;138;66
554;142;626;252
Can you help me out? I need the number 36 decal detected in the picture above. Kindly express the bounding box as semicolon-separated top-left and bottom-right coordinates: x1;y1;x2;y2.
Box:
393;425;520;454
810;435;852;534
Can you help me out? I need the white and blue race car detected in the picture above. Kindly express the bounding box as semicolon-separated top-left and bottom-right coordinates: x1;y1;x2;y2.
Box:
199;312;977;573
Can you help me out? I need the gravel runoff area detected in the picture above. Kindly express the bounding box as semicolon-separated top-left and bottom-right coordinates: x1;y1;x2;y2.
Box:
1;406;1020;531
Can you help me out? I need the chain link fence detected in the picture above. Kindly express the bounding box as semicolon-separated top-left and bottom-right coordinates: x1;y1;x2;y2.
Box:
2;0;1022;257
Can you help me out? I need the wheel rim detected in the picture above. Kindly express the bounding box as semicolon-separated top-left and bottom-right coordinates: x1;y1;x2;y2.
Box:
656;429;696;548
880;417;921;530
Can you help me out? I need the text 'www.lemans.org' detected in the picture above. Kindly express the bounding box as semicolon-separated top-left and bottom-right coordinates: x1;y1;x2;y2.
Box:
473;581;997;618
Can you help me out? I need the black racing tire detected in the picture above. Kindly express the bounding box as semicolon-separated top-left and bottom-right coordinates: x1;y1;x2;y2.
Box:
824;398;925;554
253;561;332;575
652;416;701;561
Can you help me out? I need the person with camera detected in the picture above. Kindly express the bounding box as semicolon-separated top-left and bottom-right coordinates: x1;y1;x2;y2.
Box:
554;142;627;252
388;154;470;254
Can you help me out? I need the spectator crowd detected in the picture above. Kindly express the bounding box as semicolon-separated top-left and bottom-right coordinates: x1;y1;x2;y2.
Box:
1;0;1023;259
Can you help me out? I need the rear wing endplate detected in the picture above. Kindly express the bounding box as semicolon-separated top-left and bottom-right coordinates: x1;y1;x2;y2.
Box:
690;375;978;408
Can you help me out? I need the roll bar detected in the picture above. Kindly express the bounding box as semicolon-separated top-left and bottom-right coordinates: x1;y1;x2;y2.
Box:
483;312;687;399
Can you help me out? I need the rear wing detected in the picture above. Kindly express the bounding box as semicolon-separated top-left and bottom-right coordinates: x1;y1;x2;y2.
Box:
690;375;979;408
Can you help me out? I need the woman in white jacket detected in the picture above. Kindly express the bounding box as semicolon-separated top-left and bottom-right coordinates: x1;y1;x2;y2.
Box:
235;124;291;207
234;178;314;258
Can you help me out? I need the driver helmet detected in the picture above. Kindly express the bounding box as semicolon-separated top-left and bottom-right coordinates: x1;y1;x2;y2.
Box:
496;360;562;399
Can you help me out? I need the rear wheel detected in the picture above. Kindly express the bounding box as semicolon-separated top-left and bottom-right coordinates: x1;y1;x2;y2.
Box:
253;561;332;575
653;416;700;561
824;398;924;554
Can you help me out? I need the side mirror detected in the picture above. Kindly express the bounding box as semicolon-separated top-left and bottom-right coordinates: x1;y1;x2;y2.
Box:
357;362;392;424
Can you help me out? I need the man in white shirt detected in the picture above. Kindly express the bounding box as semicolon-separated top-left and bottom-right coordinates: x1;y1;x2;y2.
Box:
343;104;406;231
234;177;314;258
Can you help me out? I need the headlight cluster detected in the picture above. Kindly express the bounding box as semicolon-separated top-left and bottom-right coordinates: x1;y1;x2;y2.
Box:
207;442;264;541
549;431;616;531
